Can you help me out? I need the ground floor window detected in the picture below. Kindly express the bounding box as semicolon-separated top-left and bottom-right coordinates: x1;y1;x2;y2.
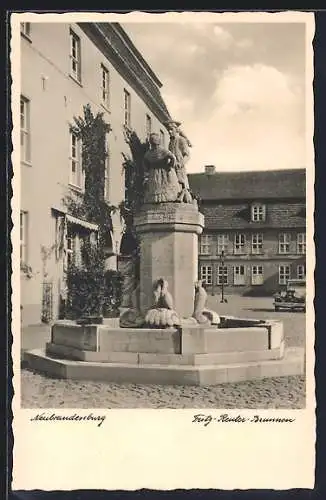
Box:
279;265;291;285
200;265;212;285
297;264;306;280
64;220;98;270
217;265;228;285
251;265;264;285
233;265;246;285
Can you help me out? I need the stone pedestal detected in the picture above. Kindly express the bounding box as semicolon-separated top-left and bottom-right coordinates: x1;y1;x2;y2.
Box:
134;202;204;318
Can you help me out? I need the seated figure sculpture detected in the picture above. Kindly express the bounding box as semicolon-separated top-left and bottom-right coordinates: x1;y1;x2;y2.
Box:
143;132;180;204
145;278;181;328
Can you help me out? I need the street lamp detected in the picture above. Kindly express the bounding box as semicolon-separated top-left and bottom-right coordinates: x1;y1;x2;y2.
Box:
220;250;228;303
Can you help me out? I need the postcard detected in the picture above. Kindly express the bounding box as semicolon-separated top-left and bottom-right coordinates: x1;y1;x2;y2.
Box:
11;10;315;491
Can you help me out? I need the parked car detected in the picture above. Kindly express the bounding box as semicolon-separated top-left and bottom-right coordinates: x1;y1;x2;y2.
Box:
273;279;306;312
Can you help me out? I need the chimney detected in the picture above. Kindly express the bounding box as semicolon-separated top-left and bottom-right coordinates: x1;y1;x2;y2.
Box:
205;165;216;175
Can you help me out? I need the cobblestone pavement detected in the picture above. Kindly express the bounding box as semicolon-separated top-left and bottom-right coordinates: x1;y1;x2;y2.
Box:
21;370;305;409
21;296;307;409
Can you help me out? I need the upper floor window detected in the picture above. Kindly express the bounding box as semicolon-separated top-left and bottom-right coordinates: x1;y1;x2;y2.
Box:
251;233;263;254
297;233;306;254
146;114;152;139
279;233;291;254
101;64;110;108
124;89;131;128
160;129;165;147
200;234;213;255
21;23;31;38
217;234;228;255
200;265;212;285
234;233;246;254
217;265;228;285
20;95;31;163
20;211;28;263
251;203;266;222
279;265;290;285
251;265;264;285
70;30;81;83
69;130;84;190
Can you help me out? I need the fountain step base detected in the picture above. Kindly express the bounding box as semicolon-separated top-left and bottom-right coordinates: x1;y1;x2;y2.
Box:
45;341;284;364
24;347;304;386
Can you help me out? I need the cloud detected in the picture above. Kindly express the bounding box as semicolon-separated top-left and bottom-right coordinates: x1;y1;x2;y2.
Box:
121;23;306;173
183;64;305;172
212;25;233;50
235;38;253;50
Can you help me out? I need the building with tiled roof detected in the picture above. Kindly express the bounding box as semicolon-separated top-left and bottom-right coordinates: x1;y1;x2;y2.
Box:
188;166;306;296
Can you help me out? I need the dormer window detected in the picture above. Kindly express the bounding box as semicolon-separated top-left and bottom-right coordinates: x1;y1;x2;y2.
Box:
251;203;266;222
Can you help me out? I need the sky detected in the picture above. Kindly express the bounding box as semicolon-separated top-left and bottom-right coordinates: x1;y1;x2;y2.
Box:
121;21;307;174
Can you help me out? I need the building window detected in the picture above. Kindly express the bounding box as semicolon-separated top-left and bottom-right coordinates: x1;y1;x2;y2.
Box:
20;211;28;263
101;64;110;108
251;233;263;254
217;234;228;255
297;233;306;254
233;265;246;285
70;30;81;82
297;264;306;280
104;137;110;200
65;222;98;270
124;89;131;128
217;265;228;285
20;96;31;163
146;114;152;139
251;203;266;222
279;233;291;254
21;23;31;38
69;131;84;190
160;129;165;147
251;265;264;285
234;233;246;254
279;265;291;285
66;233;76;268
200;235;213;255
200;265;212;285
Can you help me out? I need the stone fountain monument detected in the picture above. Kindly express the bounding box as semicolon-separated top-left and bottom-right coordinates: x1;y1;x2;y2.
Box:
25;122;304;385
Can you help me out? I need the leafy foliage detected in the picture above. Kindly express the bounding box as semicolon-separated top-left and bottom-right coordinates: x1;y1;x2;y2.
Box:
63;104;122;319
103;270;124;317
121;128;149;220
65;245;105;319
119;128;149;260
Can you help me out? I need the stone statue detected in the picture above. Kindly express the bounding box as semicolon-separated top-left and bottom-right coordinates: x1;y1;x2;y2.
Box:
143;133;180;204
192;280;221;326
165;120;193;203
119;284;145;328
145;278;181;328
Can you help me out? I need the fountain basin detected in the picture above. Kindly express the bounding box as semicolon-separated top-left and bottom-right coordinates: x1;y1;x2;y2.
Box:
23;316;304;386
